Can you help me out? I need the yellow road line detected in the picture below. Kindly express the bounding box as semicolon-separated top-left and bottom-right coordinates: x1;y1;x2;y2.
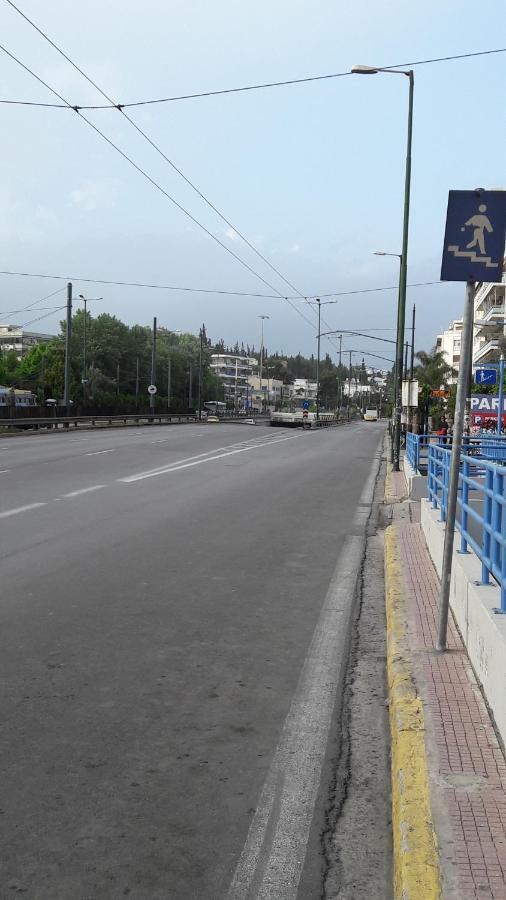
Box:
384;525;441;899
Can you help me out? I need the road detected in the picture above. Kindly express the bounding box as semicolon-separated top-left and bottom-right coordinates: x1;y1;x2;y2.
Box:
0;420;387;899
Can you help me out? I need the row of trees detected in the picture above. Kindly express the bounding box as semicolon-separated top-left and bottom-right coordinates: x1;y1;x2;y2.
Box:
0;309;394;413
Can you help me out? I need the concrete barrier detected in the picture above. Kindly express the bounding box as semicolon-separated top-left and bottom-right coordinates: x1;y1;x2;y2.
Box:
403;455;427;501
421;499;506;747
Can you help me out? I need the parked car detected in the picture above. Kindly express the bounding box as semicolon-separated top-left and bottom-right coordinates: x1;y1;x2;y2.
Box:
207;415;220;423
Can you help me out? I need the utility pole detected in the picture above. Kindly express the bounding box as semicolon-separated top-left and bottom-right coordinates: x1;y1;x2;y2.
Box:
404;340;409;378
40;354;46;403
82;295;87;405
410;303;416;378
258;315;269;412
188;361;192;409
63;281;72;417
198;327;203;420
347;351;352;420
116;363;120;396
316;299;321;424
150;317;157;411
167;358;171;410
135;356;139;400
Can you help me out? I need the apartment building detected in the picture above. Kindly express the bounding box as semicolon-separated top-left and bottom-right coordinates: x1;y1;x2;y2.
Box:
0;324;54;359
210;353;258;406
473;277;506;365
435;319;463;383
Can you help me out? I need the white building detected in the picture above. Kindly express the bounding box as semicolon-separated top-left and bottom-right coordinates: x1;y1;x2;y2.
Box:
210;353;258;406
248;375;284;410
435;319;462;383
291;379;317;400
473;277;506;365
0;323;54;359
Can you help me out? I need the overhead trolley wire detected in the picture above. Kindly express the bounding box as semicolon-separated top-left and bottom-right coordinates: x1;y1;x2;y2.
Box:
0;42;318;334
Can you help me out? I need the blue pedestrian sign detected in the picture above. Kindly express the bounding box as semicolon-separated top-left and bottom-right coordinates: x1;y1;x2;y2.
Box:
475;368;497;386
302;400;310;410
441;190;506;282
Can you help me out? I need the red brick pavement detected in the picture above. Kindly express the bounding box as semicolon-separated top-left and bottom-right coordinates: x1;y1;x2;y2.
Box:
396;522;506;899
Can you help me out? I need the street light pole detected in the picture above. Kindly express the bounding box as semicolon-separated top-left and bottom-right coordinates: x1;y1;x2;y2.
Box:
63;281;72;417
356;65;415;470
316;298;321;423
258;315;269;412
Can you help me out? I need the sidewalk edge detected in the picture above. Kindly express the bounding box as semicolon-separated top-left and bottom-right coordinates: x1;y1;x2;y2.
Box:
385;524;441;899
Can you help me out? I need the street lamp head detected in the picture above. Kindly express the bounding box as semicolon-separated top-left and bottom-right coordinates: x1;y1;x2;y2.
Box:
351;64;379;74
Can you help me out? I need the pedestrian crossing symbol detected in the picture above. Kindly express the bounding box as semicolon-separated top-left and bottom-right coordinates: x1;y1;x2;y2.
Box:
441;190;506;282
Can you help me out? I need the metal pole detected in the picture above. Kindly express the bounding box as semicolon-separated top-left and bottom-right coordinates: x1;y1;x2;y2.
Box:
116;363;120;396
316;299;320;424
404;340;409;376
198;328;203;420
188;361;192;409
498;355;504;436
63;281;72;416
393;71;414;472
410;303;416;379
347;351;352;420
167;358;171;409
339;333;342;369
437;281;475;651
135;356;139;399
150;317;157;411
82;296;87;405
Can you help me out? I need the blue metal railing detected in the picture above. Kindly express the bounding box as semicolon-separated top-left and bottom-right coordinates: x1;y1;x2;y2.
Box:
408;431;506;473
427;443;506;612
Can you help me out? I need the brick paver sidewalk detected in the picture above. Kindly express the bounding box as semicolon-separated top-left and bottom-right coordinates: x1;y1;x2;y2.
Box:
396;521;506;899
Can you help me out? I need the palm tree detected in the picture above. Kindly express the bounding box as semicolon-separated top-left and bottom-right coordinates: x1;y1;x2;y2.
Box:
415;348;456;433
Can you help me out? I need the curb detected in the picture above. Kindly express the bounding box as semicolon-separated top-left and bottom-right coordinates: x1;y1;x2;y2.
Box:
384;524;441;899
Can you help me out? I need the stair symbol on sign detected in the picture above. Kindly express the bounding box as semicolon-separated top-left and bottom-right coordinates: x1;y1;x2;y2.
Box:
447;246;497;268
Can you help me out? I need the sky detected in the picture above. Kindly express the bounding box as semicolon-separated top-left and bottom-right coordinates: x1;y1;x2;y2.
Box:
0;0;505;367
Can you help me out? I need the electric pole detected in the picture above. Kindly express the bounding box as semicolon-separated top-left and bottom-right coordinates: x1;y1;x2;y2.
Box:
135;356;139;400
167;358;171;410
198;327;203;420
63;282;72;417
188;361;193;409
150;317;157;411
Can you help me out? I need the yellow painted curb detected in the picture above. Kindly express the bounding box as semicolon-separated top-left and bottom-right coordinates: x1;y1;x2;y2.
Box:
385;525;441;899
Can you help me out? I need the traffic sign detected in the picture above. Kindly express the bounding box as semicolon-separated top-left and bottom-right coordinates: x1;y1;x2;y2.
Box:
147;384;157;395
441;190;506;282
302;409;309;418
302;400;310;410
475;368;497;386
431;389;449;398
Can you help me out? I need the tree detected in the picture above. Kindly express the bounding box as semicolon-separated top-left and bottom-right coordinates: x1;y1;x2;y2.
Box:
415;348;456;432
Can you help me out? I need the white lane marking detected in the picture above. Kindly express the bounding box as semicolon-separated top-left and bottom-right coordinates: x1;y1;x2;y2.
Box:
69;438;90;442
0;502;47;519
62;484;105;498
120;435;299;483
86;449;116;456
226;452;381;900
118;435;292;482
0;469;10;474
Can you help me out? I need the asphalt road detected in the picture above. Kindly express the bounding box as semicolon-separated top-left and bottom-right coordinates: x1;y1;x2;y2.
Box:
0;420;385;899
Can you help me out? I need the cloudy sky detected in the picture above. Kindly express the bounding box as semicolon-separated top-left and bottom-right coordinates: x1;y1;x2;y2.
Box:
1;0;505;364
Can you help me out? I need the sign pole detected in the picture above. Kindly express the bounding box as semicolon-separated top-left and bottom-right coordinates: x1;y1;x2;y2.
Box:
498;355;504;436
437;281;475;650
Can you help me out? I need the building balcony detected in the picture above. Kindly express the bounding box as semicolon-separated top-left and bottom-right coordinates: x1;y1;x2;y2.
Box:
474;338;501;364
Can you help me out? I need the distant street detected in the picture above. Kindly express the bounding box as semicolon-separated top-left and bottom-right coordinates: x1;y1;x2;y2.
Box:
1;421;386;899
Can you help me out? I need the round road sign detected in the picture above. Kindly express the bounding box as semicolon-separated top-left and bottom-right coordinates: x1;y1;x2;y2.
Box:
147;384;157;395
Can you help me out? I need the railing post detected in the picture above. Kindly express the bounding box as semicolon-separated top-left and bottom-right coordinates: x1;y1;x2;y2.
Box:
460;458;469;553
482;468;493;585
441;448;449;522
492;470;503;578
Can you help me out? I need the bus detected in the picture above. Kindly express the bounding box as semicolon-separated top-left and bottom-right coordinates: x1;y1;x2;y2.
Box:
363;408;378;422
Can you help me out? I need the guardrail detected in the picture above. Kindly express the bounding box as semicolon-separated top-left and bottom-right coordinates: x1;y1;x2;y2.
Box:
427;442;506;612
0;413;271;431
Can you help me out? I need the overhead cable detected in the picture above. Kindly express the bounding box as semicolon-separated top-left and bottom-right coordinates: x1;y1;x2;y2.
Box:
1;37;505;109
0;42;318;333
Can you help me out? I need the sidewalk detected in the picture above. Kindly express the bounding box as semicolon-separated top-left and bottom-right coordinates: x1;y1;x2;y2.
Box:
385;469;506;899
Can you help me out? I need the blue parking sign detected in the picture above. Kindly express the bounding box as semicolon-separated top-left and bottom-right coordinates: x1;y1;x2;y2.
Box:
441;190;506;282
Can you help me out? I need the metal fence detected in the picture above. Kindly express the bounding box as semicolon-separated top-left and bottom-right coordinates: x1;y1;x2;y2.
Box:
408;431;506;473
427;442;506;612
